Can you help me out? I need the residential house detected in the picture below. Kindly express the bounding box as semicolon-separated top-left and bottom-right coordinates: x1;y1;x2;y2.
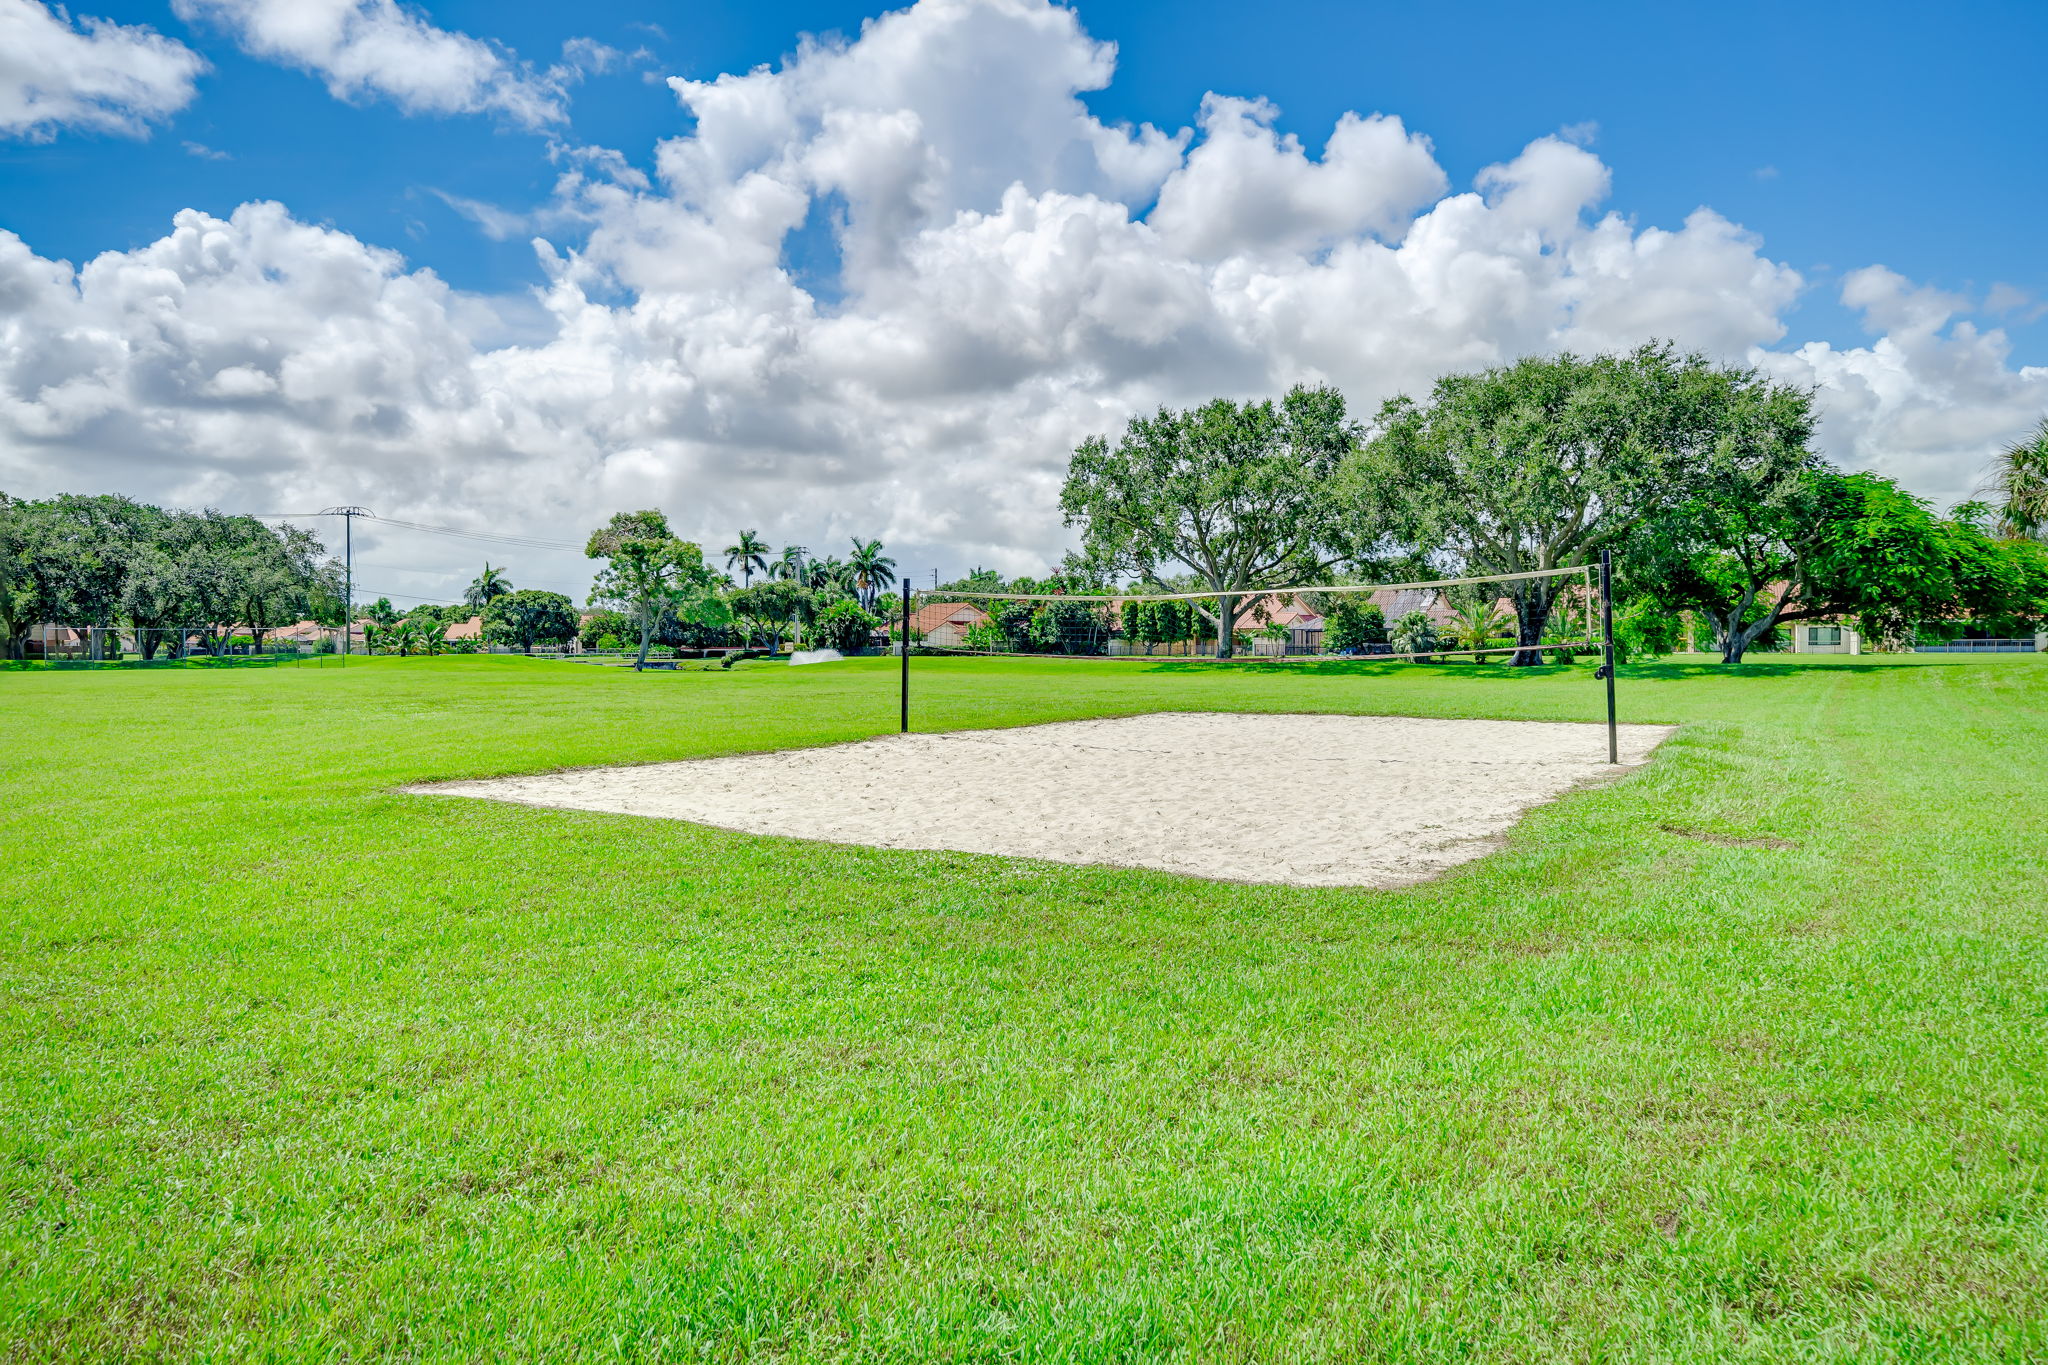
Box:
907;601;991;648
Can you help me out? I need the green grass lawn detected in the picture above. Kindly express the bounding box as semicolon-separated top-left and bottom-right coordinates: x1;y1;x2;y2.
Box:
4;652;2045;1361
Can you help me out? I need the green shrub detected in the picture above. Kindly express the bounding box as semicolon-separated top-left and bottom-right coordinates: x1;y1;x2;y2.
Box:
1390;610;1438;659
962;622;1007;651
814;600;882;652
579;609;631;650
1323;601;1387;652
1611;597;1684;662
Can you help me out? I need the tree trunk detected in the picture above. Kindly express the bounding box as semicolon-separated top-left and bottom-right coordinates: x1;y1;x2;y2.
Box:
634;619;653;671
1507;584;1557;667
1214;593;1241;659
1721;608;1782;664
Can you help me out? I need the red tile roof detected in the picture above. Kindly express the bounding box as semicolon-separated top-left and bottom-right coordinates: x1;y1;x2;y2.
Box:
908;601;989;634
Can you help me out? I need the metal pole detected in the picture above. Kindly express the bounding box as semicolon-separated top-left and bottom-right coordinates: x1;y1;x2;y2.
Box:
900;578;913;734
1599;548;1618;764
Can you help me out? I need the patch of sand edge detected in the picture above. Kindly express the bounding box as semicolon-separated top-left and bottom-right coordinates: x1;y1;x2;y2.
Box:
403;711;1674;887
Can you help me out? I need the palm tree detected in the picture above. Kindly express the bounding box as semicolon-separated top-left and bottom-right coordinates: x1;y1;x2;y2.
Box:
810;554;852;597
771;545;809;586
847;537;897;609
464;562;513;610
724;530;771;588
1988;417;2048;540
1450;599;1510;662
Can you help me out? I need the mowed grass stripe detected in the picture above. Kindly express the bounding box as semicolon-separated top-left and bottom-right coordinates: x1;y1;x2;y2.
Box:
2;654;2045;1361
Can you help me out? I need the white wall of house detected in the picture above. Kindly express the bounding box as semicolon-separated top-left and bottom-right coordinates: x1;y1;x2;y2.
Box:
1791;622;1860;654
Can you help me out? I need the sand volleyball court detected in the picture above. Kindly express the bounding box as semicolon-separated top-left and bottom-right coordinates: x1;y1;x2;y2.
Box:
407;712;1672;887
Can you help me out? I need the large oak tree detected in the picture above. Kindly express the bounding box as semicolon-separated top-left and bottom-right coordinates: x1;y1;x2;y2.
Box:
1348;343;1759;664
1060;384;1353;657
1638;467;2048;662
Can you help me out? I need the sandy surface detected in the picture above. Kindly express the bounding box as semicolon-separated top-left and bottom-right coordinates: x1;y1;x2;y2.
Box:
406;712;1673;887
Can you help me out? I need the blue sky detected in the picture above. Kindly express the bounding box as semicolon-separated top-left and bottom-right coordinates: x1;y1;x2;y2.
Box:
8;0;2043;357
2;0;2045;599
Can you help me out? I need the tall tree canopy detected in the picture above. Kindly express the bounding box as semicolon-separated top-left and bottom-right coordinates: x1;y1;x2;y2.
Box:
723;531;771;588
847;538;896;609
1060;383;1353;657
727;581;812;650
0;496;38;660
483;589;579;654
464;563;513;610
586;509;730;669
1633;465;2045;662
1350;343;1770;663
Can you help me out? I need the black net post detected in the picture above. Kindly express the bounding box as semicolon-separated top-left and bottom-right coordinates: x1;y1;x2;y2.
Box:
1599;547;1618;763
900;580;912;734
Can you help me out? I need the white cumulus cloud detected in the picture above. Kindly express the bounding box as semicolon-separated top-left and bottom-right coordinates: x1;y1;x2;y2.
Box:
0;0;205;140
1148;96;1445;261
2;0;2044;599
171;0;567;127
1763;271;2048;503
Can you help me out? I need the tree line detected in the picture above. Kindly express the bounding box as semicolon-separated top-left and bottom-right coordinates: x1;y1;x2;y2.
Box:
577;513;903;669
1059;343;2048;663
329;522;908;667
0;493;340;660
0;490;911;667
343;518;908;669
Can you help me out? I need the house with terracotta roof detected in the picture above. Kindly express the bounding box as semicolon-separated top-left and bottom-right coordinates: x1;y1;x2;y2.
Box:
907;601;990;647
1232;588;1472;655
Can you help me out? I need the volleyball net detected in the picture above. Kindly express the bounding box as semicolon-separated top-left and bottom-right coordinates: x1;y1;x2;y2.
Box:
903;565;1601;663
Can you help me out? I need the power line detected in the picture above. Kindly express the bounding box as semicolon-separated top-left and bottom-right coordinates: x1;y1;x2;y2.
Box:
362;515;583;552
245;510;583;552
355;581;587;602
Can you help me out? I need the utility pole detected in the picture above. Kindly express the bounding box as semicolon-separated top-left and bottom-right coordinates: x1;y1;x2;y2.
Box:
321;506;372;664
